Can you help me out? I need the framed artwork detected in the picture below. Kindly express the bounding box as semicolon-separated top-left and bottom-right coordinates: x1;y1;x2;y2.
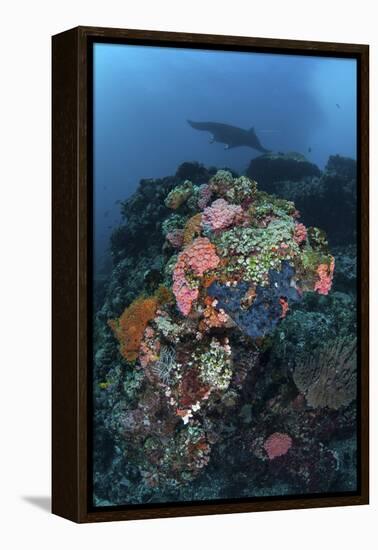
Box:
52;26;369;522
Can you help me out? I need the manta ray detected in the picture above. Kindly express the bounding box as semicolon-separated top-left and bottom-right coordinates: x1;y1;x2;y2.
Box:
187;120;270;153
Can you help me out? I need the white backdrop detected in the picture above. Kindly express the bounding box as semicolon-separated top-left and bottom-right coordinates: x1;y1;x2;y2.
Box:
0;1;375;548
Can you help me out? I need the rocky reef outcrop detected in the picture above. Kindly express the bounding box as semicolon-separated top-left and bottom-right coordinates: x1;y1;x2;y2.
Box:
247;151;321;188
247;153;357;246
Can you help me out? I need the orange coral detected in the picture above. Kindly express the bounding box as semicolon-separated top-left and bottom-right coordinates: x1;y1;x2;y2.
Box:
183;213;203;246
200;296;229;331
108;296;158;361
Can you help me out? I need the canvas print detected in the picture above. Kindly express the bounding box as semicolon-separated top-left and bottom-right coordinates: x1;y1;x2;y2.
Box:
92;43;358;507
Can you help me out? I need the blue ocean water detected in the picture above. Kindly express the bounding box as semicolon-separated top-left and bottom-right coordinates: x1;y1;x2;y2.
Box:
93;44;356;272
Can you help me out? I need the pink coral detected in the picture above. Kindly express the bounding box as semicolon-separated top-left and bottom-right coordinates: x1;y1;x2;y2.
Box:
197;184;213;210
294;222;307;244
166;229;184;249
202;199;243;233
264;432;292;460
172;266;199;317
173;237;220;316
314;257;335;295
183;237;220;276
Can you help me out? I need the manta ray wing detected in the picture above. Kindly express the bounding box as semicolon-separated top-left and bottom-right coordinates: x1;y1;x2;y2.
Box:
187;120;270;153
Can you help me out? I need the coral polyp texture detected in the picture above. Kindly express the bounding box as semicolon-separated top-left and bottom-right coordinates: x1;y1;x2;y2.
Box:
108;296;158;361
202;198;243;232
173;237;220;315
93;158;357;506
264;433;293;460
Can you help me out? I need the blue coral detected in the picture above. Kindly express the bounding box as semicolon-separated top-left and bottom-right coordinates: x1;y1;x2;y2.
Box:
208;261;301;338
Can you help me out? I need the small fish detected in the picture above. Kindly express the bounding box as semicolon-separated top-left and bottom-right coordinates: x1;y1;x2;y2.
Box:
336;103;341;109
308;147;312;153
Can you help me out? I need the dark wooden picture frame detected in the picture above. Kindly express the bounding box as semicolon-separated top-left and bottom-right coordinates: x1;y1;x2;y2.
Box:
52;26;369;523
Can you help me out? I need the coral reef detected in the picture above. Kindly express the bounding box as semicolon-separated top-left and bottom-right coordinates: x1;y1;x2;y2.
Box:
93;157;357;506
